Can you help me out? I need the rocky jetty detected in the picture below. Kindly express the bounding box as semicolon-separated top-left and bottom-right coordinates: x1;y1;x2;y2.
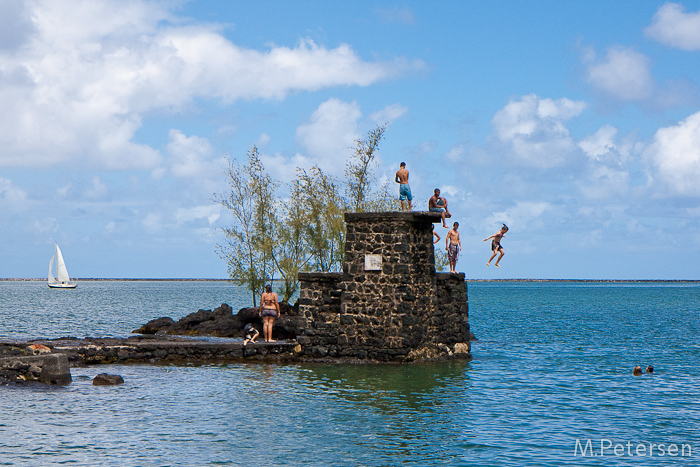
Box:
132;302;302;341
1;337;298;367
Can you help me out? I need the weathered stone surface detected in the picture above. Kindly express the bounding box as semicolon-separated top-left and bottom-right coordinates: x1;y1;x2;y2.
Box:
93;373;124;385
0;354;72;385
297;212;471;362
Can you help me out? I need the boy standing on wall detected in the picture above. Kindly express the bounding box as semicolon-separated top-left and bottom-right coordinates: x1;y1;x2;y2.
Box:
445;222;461;273
395;162;412;211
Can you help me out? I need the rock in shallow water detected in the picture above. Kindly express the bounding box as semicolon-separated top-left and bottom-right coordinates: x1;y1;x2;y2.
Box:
93;373;124;385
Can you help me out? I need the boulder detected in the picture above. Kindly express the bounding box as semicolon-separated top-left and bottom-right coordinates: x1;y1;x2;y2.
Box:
133;317;174;335
93;373;124;385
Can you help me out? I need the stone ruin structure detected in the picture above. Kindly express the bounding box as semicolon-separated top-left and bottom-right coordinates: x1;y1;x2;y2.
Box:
295;211;470;362
0;212;471;381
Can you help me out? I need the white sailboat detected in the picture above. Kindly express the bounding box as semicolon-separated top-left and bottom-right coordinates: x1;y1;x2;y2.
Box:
48;242;77;289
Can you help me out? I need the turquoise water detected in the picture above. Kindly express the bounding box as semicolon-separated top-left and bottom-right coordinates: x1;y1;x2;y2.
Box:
1;281;699;466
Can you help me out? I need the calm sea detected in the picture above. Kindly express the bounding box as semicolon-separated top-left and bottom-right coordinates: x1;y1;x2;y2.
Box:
0;280;699;466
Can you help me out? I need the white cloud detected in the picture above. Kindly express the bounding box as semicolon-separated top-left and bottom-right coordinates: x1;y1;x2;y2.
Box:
56;183;72;198
375;6;416;25
0;177;27;203
256;133;271;148
491;94;586;168
584;46;653;100
410;140;437;159
0;1;416;170
577;125;632;200
259;151;314;185
142;204;220;236
165;129;220;179
482;201;552;232
32;217;59;237
645;2;700;51
645;110;700;197
578;165;630;200
295;98;362;174
578;124;633;166
142;211;162;235
83;176;108;200
103;221;116;235
441;185;462;199
370;103;408;125
174;205;220;225
443;144;466;162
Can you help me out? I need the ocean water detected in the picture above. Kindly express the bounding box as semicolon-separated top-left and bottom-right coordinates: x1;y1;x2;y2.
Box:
0;280;699;466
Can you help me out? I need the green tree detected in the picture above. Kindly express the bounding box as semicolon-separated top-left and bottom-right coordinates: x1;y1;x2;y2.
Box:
214;146;278;307
272;194;310;301
292;165;345;272
216;124;399;302
435;247;450;272
346;124;384;212
344;124;398;213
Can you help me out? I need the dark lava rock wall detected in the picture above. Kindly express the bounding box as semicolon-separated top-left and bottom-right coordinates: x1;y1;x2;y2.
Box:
296;212;470;362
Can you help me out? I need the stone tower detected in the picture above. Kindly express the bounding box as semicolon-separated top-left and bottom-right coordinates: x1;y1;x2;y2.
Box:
296;212;470;362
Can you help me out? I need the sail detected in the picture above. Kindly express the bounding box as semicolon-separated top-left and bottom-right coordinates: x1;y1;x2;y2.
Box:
48;255;57;283
55;243;71;283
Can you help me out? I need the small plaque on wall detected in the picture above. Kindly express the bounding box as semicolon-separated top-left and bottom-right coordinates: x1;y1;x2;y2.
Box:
364;254;382;271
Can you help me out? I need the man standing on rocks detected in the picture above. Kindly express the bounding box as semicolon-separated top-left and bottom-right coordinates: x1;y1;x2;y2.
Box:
395;162;412;211
445;222;461;273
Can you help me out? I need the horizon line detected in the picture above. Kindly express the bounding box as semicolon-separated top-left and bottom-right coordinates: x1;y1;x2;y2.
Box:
2;278;699;283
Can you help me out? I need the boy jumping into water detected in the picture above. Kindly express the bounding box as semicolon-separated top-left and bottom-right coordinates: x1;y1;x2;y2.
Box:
484;224;508;268
395;162;412;211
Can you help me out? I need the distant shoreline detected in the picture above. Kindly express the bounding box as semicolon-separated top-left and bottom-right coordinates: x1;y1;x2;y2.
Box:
2;278;699;283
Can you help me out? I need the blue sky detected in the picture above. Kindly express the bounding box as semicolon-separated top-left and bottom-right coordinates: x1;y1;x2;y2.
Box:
2;0;700;280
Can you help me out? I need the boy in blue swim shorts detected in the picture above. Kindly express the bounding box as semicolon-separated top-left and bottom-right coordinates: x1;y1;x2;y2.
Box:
429;188;451;228
395;162;412;211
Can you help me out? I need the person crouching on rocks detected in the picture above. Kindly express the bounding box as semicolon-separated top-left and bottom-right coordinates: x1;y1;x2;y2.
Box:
259;284;281;342
243;323;259;346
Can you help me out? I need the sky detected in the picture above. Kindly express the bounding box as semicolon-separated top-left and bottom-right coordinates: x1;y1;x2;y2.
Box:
2;0;700;280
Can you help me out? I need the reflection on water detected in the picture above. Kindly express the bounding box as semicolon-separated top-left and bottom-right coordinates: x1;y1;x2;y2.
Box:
298;361;471;411
295;362;474;465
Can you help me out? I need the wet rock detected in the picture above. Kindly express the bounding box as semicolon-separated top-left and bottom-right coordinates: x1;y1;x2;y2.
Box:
133;317;174;335
133;302;300;340
93;373;124;385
